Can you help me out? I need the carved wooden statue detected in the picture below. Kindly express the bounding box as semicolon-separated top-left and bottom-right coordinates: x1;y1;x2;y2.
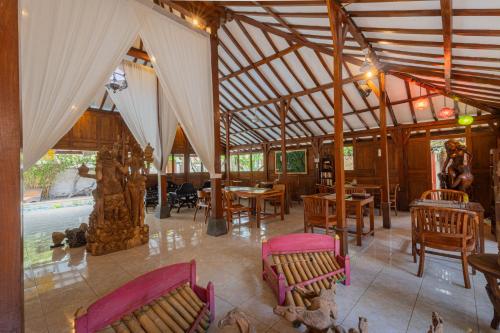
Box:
78;138;154;255
439;139;474;193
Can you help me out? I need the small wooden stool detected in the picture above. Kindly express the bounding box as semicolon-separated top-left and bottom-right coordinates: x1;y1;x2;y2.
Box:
469;254;500;329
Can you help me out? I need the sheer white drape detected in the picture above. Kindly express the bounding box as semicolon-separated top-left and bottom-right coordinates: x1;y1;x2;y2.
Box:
21;0;141;168
136;5;216;176
108;61;177;172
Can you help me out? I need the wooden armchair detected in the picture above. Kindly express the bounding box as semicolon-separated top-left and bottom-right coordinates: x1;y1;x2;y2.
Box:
345;187;366;195
223;190;251;230
303;195;337;235
411;206;478;288
389;184;400;216
194;190;211;223
421;189;468;202
264;183;286;214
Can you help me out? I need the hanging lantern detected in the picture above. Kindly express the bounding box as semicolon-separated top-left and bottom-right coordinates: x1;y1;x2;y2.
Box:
458;114;474;125
438;107;455;119
414;97;429;111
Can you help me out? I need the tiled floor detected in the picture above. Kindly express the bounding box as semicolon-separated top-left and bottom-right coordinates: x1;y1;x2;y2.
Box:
23;202;498;333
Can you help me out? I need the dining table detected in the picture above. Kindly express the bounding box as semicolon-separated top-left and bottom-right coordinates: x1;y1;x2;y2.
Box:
318;193;375;246
206;186;285;228
409;199;485;253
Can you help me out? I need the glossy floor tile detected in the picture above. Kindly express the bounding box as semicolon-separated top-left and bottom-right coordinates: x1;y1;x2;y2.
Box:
23;202;498;333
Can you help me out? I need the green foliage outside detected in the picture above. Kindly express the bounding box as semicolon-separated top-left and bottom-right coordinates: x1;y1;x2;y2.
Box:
276;150;307;174
24;152;96;200
251;153;263;171
238;154;251;171
344;146;354;171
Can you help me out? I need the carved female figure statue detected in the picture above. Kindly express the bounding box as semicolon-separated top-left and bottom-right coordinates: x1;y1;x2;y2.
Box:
439;139;474;192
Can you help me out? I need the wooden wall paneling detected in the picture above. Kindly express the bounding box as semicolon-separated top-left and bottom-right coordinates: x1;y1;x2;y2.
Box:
471;130;497;215
0;0;23;330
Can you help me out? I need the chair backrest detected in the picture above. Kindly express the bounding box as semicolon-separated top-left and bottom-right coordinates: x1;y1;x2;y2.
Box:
345;187;366;195
223;190;235;209
390;184;400;196
411;206;477;240
177;183;196;195
421;189;468;202
303;196;329;221
202;180;211;189
197;190;210;200
316;184;334;194
167;181;178;192
272;184;286;193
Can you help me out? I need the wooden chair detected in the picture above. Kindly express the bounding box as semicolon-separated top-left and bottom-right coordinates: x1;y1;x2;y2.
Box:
223;190;251;230
303;195;337;235
264;183;286;214
389;184;400;216
194;190;211;223
345;188;366;218
421;189;468;202
411;206;478;289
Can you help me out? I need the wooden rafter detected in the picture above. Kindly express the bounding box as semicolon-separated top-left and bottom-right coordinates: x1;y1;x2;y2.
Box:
441;0;453;92
404;81;417;123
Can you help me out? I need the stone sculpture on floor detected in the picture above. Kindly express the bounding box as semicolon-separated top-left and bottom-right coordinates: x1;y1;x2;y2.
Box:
439;139;474;193
218;308;256;333
274;284;341;333
78;138;153;255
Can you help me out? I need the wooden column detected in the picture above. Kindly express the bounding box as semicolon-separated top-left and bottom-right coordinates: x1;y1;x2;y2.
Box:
378;71;391;228
0;0;23;331
224;113;232;183
279;100;290;214
262;143;270;181
207;23;227;236
327;0;347;255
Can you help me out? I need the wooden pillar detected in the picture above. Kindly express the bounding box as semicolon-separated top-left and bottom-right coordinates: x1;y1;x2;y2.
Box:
224;113;232;183
155;174;170;218
279;100;290;214
327;0;347;255
378;71;391;228
207;23;227;236
0;0;23;331
262;143;270;182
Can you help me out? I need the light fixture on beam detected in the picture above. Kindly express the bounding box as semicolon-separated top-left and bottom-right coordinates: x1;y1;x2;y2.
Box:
357;80;372;97
360;48;375;78
438;95;454;119
457;104;475;126
105;70;127;93
413;85;429;111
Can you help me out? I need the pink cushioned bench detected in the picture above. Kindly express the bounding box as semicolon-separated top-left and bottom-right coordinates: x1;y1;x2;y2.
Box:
74;260;214;332
262;233;350;305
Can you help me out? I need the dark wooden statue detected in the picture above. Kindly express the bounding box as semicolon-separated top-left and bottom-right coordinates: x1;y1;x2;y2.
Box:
78;138;154;255
438;139;474;193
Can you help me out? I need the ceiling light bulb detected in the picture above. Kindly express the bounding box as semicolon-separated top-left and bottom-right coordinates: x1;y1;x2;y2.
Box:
192;17;199;27
366;71;373;78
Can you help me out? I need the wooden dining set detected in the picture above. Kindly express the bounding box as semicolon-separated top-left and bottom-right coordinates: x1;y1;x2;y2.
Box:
304;186;487;287
195;182;286;230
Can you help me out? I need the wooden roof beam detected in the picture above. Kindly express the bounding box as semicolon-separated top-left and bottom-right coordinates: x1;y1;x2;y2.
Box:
442;0;453;92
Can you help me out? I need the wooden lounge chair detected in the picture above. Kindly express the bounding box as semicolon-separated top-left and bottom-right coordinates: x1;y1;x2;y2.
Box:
194;190;211;223
223;190;251;230
303;195;337;235
74;260;214;332
421;189;468;202
389;184;400;216
411;205;478;289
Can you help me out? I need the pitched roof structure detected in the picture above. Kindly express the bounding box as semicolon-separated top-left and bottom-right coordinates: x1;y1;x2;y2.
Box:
90;0;500;147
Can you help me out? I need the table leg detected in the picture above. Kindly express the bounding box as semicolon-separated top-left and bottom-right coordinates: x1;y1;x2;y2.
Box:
256;197;261;228
485;275;500;329
479;211;485;254
356;204;362;246
370;201;375;235
280;193;285;221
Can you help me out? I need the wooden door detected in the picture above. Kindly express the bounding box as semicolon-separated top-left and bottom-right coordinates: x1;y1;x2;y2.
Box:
407;137;431;202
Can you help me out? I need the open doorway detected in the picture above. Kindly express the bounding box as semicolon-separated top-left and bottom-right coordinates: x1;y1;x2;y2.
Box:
430;137;465;189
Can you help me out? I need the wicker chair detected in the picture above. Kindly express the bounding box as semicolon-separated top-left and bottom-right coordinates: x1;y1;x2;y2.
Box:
193;190;211;223
389;184;400;216
421;189;468;202
223;190;251;230
411;205;478;288
303;195;337;235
